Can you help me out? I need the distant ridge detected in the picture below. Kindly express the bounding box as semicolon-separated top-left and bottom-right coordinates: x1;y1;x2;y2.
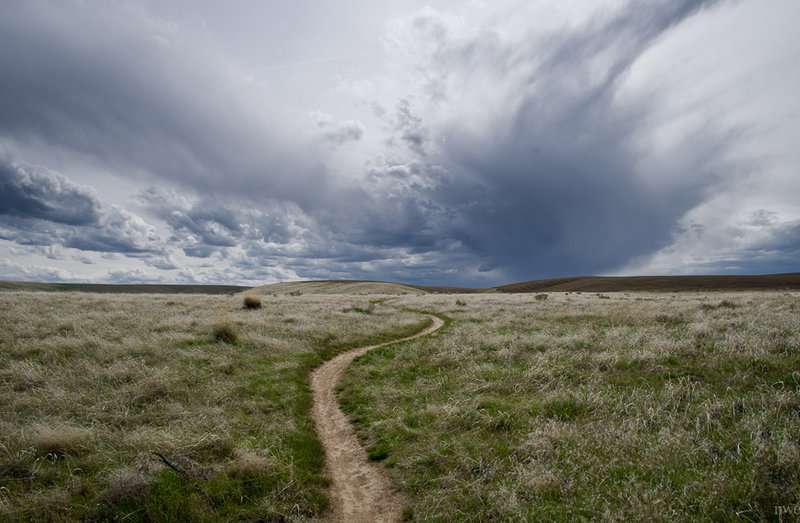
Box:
408;285;488;294
3;273;798;295
492;273;800;293
249;280;426;295
256;273;800;294
0;281;248;294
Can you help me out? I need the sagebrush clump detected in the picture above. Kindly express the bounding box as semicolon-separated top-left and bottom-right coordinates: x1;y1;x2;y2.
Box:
243;293;262;309
213;313;238;343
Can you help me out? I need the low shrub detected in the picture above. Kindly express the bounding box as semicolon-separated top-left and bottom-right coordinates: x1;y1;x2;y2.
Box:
213;314;238;343
243;294;262;310
342;302;375;314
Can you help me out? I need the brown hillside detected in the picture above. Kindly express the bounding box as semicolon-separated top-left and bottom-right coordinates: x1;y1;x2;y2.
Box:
4;273;799;295
409;285;487;294
249;280;426;295
494;273;800;293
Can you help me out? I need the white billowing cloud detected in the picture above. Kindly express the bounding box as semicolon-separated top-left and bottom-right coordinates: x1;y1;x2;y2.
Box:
0;256;91;283
618;208;800;275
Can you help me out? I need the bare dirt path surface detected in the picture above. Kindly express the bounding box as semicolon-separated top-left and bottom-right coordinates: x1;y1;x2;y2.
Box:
309;314;445;523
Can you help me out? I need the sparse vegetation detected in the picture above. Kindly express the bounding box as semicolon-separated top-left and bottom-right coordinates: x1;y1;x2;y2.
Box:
341;292;800;521
701;298;739;310
342;302;376;314
3;287;799;521
212;312;238;343
0;291;425;521
242;293;262;309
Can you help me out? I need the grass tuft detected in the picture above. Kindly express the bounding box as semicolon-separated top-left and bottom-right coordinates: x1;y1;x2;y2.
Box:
100;468;152;513
343;302;376;314
213;313;238;343
31;423;94;456
367;444;390;461
242;293;262;310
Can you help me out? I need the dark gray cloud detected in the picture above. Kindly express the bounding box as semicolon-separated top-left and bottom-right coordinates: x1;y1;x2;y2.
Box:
0;159;100;225
0;0;330;210
0;157;159;254
363;0;737;281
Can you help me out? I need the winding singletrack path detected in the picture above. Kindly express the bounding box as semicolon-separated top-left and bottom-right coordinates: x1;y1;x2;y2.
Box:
310;314;444;522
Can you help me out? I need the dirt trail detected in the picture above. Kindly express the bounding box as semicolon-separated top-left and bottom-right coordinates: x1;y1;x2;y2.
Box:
310;314;444;523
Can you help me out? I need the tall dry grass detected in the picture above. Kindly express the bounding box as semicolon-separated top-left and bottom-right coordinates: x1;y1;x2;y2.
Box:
5;289;797;520
340;291;800;521
0;291;425;521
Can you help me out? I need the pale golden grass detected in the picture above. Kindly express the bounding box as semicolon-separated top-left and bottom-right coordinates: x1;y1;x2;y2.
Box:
227;447;276;479
340;291;800;521
4;289;798;520
0;291;425;521
30;423;95;457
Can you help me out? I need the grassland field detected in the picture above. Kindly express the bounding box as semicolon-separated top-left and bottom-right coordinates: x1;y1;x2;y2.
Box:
1;288;799;521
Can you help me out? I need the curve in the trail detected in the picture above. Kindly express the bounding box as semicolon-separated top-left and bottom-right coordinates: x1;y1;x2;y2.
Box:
309;314;444;523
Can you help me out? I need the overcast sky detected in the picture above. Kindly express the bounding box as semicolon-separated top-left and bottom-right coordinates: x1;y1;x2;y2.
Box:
1;0;798;286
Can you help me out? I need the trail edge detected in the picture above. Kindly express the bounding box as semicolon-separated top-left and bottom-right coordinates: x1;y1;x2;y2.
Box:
309;314;445;523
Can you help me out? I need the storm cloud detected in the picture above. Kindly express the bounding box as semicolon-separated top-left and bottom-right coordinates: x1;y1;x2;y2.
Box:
0;159;100;226
402;0;732;277
0;1;327;208
0;157;158;254
0;0;797;285
323;0;741;279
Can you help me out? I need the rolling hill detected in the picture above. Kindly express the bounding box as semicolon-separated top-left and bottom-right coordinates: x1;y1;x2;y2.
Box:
248;280;426;295
492;273;800;293
3;273;798;295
